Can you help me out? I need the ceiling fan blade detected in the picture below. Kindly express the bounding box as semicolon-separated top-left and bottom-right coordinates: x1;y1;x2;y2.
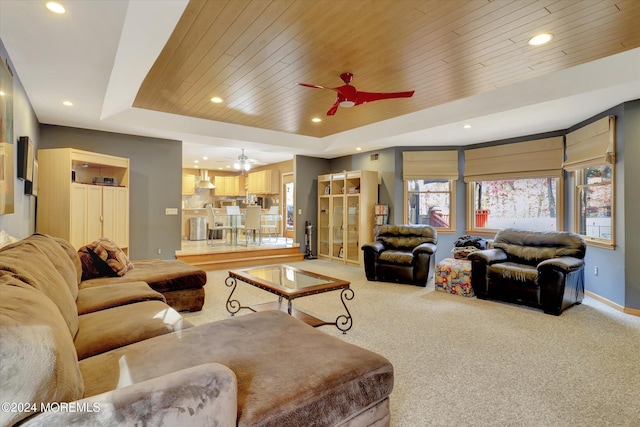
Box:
326;99;340;116
355;90;415;105
298;83;334;90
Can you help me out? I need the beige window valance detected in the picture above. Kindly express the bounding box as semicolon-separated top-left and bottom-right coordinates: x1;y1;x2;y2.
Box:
464;136;563;182
402;150;459;180
564;115;615;171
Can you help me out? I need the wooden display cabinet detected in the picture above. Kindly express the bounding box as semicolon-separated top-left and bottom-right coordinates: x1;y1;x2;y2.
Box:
37;148;130;252
317;170;377;266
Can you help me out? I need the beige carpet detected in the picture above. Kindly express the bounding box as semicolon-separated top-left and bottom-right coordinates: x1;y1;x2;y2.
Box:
183;259;640;427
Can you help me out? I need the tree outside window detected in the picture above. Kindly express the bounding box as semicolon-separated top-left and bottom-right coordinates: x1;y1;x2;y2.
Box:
471;177;559;231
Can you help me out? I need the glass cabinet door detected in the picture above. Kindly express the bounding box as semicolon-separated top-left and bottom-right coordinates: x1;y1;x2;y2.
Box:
345;194;360;263
331;196;344;259
318;197;330;257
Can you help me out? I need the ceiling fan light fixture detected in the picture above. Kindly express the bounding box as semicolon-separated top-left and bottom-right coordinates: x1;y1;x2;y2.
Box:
339;100;356;108
234;149;251;174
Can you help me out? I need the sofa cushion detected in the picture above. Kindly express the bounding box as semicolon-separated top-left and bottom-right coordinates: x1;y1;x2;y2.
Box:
489;262;538;286
3;234;80;301
76;281;166;315
0;274;84;426
0;237;80;337
74;301;193;360
52;236;83;286
377;224;437;249
493;229;586;265
79;310;394;426
80;259;206;294
379;250;414;265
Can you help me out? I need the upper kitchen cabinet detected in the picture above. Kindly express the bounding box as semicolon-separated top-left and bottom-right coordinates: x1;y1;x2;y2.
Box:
182;174;195;195
247;170;280;194
214;175;244;196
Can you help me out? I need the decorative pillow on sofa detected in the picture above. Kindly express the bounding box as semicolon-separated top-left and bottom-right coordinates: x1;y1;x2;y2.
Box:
78;245;110;280
78;238;134;280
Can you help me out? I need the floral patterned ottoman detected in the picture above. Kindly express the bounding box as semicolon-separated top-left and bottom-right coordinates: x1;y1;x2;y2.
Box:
435;258;474;297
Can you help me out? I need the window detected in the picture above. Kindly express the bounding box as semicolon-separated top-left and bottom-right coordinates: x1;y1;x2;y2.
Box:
564;115;615;248
469;177;560;231
405;179;455;231
575;165;613;243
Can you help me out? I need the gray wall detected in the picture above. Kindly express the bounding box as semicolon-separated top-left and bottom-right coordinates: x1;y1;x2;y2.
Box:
0;39;39;238
39;125;182;260
623;101;640;310
293;155;330;255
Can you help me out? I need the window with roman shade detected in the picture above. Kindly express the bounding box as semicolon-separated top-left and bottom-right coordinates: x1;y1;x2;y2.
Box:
463;137;564;232
464;137;563;182
402;150;459;180
566;116;616;248
564;115;615;171
403;151;458;232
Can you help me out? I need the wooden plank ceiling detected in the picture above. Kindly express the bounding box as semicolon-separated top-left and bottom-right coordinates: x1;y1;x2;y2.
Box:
134;0;640;138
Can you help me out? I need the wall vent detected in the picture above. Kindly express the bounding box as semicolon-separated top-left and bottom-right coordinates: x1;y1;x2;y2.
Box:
370;153;379;161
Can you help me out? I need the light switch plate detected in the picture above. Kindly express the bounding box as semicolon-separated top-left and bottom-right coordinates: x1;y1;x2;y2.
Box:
165;208;178;215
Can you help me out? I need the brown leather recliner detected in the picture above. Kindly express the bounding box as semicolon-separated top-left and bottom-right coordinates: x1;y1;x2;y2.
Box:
361;225;437;286
468;228;586;315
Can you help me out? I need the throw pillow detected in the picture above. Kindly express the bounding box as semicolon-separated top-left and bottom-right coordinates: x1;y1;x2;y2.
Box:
77;245;111;280
89;238;134;277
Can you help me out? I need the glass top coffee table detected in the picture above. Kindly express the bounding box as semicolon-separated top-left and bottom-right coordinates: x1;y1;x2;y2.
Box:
226;264;353;333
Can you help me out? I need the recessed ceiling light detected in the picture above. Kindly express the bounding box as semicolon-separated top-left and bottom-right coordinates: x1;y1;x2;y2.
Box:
194;160;199;163
311;117;322;123
528;33;553;46
194;165;199;168
464;124;471;129
202;156;208;160
63;101;73;106
210;97;223;103
218;167;223;170
0;91;6;97
226;165;231;168
46;1;65;14
356;147;362;151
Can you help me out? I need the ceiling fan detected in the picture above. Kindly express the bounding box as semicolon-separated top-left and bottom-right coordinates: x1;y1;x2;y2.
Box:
299;72;415;116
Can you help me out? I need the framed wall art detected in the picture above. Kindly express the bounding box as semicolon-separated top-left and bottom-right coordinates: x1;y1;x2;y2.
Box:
0;56;14;214
17;136;34;181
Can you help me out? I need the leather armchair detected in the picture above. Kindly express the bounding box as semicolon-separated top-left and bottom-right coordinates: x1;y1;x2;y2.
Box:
468;228;586;315
362;225;437;286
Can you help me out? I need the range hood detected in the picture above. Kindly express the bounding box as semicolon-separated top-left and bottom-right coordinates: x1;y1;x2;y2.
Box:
197;169;216;189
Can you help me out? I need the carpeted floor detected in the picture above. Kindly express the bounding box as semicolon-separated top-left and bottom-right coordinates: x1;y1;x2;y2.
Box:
183;259;640;427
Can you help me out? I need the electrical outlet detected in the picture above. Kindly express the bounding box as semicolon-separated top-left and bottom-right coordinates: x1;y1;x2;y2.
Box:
157;248;162;255
594;266;598;276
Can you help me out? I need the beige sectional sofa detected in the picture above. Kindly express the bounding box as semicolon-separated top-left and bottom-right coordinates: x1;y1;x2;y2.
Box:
0;234;394;426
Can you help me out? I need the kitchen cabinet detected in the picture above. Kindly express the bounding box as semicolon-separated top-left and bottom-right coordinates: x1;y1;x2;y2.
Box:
247;170;280;194
214;175;244;196
37;148;130;252
182;174;195;195
317;170;377;266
